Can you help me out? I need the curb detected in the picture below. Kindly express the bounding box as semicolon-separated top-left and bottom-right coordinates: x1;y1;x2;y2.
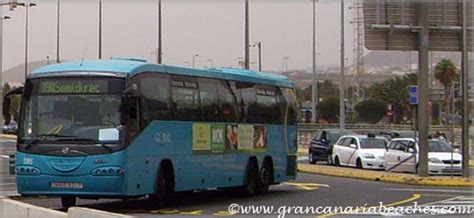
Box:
0;134;17;140
298;163;474;187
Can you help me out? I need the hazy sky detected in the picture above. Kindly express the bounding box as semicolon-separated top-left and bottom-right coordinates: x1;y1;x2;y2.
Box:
1;0;358;72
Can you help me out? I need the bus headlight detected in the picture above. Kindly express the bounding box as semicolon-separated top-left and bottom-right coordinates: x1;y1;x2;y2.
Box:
91;167;125;177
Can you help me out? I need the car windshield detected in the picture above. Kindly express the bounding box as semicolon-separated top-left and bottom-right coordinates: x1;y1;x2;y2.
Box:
429;140;452;152
20;78;125;143
328;131;352;143
359;138;386;149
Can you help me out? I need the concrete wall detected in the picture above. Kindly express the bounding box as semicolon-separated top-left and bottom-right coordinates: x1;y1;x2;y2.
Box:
0;198;67;218
69;207;134;218
0;197;134;218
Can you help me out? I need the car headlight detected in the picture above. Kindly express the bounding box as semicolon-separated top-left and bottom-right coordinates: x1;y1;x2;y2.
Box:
429;158;442;164
363;154;375;159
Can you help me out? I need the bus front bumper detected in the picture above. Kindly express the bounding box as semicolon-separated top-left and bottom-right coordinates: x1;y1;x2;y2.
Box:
17;175;127;197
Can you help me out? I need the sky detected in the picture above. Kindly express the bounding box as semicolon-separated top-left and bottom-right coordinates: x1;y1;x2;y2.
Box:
1;0;358;72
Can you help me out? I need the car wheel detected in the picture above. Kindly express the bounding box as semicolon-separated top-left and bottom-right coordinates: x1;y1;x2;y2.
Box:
309;151;316;164
356;158;363;169
327;154;333;165
334;156;340;167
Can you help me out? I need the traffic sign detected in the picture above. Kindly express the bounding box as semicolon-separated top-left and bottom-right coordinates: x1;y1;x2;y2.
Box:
409;85;418;105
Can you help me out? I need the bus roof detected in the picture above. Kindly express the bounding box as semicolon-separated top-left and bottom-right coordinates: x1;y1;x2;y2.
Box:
32;58;294;88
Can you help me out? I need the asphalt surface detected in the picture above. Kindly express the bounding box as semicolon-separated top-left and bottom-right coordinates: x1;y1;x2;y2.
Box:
1;137;473;217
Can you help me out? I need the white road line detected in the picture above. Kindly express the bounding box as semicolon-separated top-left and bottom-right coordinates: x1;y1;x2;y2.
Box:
0;155;9;159
385;188;474;194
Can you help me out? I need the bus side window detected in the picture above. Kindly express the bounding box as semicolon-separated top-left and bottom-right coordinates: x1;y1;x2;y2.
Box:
276;88;287;124
216;81;238;123
170;76;201;121
236;82;257;123
281;88;297;125
198;78;219;122
256;86;278;124
137;73;171;125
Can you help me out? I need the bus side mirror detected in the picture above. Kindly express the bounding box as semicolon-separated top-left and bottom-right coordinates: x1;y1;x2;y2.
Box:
120;96;131;125
3;87;23;125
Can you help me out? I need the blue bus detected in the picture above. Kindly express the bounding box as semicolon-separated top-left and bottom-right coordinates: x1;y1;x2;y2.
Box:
4;58;298;208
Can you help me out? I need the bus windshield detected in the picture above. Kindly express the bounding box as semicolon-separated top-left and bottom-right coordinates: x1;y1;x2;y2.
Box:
19;77;126;144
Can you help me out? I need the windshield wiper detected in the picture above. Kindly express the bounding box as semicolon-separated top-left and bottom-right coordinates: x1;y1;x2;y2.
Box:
54;137;113;152
24;134;77;150
24;134;113;152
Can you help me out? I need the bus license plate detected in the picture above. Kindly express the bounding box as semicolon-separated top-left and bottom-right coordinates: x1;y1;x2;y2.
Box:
51;182;83;189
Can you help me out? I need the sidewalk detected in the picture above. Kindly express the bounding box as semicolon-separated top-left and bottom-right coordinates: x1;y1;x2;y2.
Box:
298;163;473;187
298;148;474;167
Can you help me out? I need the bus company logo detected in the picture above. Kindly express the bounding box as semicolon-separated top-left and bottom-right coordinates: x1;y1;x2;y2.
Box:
155;132;171;143
62;147;70;154
23;158;33;165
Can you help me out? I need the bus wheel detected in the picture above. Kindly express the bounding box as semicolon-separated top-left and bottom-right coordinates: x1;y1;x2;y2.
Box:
152;164;174;202
61;196;76;208
257;160;273;194
243;161;258;196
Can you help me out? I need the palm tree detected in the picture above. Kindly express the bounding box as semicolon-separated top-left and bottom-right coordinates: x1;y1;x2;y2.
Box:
434;59;458;125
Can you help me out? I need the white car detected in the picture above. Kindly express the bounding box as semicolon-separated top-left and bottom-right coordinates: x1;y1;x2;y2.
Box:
332;134;387;169
384;138;462;175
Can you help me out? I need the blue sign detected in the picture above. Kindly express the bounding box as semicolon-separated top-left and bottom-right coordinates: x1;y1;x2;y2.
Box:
409;85;418;105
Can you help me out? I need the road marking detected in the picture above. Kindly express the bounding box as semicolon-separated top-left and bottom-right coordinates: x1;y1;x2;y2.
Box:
283;182;330;191
318;194;421;217
385;188;473;194
0;155;9;159
179;210;204;215
213;211;236;216
150;209;180;214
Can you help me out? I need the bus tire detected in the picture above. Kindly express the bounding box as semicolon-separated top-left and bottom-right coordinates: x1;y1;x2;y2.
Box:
151;162;175;202
61;196;76;208
242;160;258;196
257;159;273;195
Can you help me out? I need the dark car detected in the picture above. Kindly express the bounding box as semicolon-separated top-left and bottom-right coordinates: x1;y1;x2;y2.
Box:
308;129;355;165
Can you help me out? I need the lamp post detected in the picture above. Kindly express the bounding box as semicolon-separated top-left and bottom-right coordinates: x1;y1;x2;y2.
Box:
339;0;345;130
98;0;102;59
207;59;214;68
192;54;199;68
311;0;318;123
56;0;60;63
18;2;37;81
0;15;10;91
244;0;250;70
282;56;289;72
251;42;262;71
157;0;162;64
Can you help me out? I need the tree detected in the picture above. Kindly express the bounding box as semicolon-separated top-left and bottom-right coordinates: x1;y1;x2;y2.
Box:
317;97;339;123
355;99;387;124
368;73;418;123
434;59;459;125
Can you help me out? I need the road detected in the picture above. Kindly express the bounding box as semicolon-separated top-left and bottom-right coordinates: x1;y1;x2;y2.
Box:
1;137;473;217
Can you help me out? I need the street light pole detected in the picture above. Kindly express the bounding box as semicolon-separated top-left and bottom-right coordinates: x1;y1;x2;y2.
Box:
244;0;250;70
460;0;470;178
311;0;318;123
0;15;10;88
207;59;214;68
56;0;60;63
257;42;261;71
192;54;199;68
98;0;102;60
157;0;162;64
339;0;346;129
23;2;37;81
